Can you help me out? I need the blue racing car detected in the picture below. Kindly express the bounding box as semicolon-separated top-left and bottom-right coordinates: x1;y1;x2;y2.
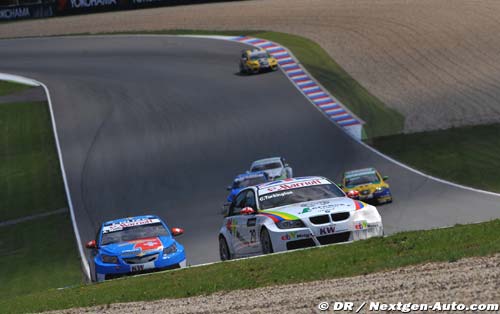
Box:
226;171;269;203
85;215;186;281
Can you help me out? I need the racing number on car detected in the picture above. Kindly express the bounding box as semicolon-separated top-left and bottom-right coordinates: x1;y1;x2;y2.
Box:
249;229;256;243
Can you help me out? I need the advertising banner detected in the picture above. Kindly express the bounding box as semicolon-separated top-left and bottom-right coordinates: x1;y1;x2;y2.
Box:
0;4;53;20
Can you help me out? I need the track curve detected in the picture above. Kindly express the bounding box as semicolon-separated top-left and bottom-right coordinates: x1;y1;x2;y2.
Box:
1;36;500;271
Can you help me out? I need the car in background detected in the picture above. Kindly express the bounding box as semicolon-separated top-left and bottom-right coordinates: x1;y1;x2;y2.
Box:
249;157;293;181
218;176;383;260
340;168;393;204
227;171;269;203
239;48;278;74
85;215;186;282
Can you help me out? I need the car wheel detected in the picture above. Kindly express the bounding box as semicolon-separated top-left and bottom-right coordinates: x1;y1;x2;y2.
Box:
260;228;274;254
219;236;231;261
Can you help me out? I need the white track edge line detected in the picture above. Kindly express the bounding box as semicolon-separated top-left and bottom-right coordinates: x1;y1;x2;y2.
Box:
0;73;91;280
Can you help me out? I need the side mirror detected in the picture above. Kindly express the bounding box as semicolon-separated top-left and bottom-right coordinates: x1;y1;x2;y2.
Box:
85;240;96;249
347;190;360;200
171;227;184;237
240;207;256;215
226;185;232;191
383;176;389;181
284;163;290;167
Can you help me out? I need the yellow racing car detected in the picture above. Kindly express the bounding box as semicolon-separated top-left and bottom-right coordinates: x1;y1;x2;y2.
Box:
239;48;278;74
340;168;393;204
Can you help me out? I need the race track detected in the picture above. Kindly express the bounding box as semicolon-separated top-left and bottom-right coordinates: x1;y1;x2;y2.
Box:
1;36;500;276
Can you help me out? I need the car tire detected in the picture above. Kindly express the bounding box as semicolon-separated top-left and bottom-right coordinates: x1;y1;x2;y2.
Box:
260;228;274;254
219;236;231;261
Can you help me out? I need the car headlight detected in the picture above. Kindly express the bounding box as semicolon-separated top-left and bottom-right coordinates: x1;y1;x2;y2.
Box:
163;243;177;255
276;220;305;229
375;187;387;193
101;254;118;264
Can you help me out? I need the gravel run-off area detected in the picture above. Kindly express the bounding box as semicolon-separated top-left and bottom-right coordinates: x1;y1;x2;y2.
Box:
3;0;500;133
48;253;500;314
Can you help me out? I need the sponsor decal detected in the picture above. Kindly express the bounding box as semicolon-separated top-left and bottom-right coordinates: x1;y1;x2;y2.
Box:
354;221;368;230
247;217;257;227
259;210;299;223
319;226;336;235
69;0;117;9
103;218;161;233
281;231;312;241
259;178;330;195
0;7;30;19
232;227;254;247
131;237;162;252
300;207;311;214
226;218;237;235
122;249;142;254
298;202;349;214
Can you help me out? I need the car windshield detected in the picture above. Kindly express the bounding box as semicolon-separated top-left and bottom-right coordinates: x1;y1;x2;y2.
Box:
101;223;168;245
251;162;282;171
233;176;267;189
250;52;269;60
258;184;345;210
345;173;380;187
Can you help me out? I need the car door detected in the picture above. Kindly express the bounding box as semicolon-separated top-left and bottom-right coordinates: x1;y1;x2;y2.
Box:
238;189;260;255
225;191;247;257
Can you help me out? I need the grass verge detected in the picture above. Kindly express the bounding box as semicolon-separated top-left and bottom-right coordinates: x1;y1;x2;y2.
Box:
0;81;32;96
0;101;67;221
254;32;404;138
0;96;81;305
371;123;500;193
0;213;82;300
2;219;500;313
104;29;405;138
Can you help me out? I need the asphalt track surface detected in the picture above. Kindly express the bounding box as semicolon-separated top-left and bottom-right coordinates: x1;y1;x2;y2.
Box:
2;36;500;276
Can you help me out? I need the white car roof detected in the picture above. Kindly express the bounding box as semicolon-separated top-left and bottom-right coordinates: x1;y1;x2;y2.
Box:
251;157;282;166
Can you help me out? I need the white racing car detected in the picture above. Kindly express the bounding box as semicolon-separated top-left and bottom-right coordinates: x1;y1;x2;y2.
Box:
249;157;293;181
218;176;383;260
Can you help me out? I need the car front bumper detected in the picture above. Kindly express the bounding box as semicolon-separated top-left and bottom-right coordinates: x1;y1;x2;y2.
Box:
269;209;383;252
94;250;186;281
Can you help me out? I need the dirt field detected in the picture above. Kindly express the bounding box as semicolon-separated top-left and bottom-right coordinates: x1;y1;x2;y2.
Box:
47;253;500;314
2;0;500;133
